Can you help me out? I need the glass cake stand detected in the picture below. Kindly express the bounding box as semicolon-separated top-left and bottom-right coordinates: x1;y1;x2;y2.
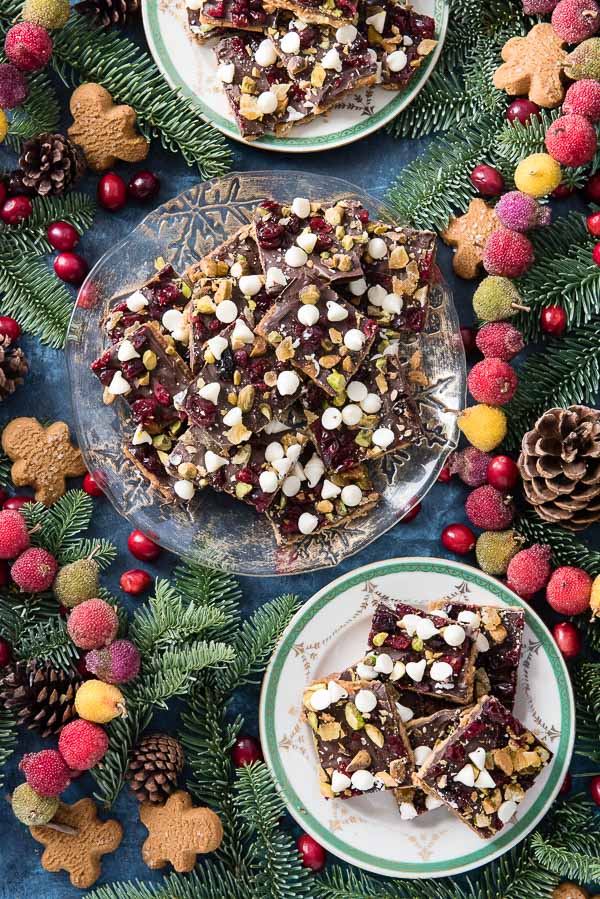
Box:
66;171;466;576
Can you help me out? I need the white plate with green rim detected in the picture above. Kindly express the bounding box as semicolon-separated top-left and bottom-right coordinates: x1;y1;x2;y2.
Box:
142;0;448;152
259;557;574;878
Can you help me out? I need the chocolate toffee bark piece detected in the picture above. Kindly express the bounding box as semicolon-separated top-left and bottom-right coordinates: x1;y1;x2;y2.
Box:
192;0;275;32
304;352;421;472
123;440;178;501
430;601;525;708
186;6;223;41
252;198;369;294
362;1;436;90
265;0;359;27
365;601;480;705
91;323;191;434
269;20;377;115
302;677;414;799
183;229;274;374
167;426;308;512
214;34;312;139
268;459;378;543
395;707;463;818
103;265;190;348
256;277;377;397
415;695;552;838
343;223;436;334
184;319;302;449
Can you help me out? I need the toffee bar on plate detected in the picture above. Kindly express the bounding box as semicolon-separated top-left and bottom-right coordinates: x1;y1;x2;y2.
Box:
195;0;275;32
362;1;436;91
256;276;377;397
304;351;421;472
103;264;190;348
394;707;463;818
364;601;480;704
339;660;454;721
264;0;359;28
430;600;525;708
414;695;552;839
302;676;414;799
91;322;191;434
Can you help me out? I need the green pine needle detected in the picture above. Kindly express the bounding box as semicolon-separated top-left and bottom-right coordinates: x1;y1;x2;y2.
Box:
0;446;10;490
0;707;16;791
23;490;94;556
1;193;96;257
531;829;600;883
91;706;152;810
132;640;235;708
0;252;76;348
574;662;600;763
59;538;117;569
4;69;61;150
16;616;79;671
84;863;248;899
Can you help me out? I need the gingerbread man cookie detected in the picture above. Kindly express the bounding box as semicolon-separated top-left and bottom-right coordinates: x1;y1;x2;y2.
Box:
493;24;567;109
441;200;500;279
140;790;223;873
68;83;149;172
1;417;87;505
30;798;123;889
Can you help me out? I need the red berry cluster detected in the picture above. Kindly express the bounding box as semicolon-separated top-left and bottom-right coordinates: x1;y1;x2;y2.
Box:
97;170;160;212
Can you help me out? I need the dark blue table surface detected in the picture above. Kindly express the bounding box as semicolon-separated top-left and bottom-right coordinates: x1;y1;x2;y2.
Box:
1;19;597;896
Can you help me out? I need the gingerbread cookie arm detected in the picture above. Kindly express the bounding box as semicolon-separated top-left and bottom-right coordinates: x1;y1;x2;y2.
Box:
46;422;87;478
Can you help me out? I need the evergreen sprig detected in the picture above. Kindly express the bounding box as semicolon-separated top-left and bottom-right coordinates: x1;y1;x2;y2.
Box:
504;321;600;450
0;707;16;790
91;707;152;809
16;616;79;671
1;193;96;257
131;640;235;709
85;862;247;899
514;512;600;575
0;446;10;490
574;662;600;763
4;69;60;150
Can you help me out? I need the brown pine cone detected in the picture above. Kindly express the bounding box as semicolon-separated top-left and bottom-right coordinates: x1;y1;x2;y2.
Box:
0;660;82;737
19;132;86;197
518;405;600;531
127;733;184;804
0;334;28;402
75;0;139;27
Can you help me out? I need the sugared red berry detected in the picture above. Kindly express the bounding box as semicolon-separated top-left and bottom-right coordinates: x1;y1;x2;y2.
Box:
487;455;519;491
506;98;541;125
232;735;263;767
120;568;152;595
0;316;21;341
552;621;582;659
540;305;567;337
1;195;32;224
297;833;326;871
4;22;53;73
97;172;127;212
470;164;504;196
441;523;476;555
127;529;160;562
82;471;104;496
47;220;79;251
128;170;160;202
54;252;89;285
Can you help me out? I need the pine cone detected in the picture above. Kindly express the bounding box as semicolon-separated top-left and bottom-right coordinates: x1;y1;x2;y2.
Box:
0;334;28;402
0;660;82;738
75;0;139;27
518;405;600;531
19;132;86;197
127;732;184;804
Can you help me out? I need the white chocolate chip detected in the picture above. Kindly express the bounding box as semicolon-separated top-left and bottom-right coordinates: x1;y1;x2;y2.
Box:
265;441;284;462
355;689;377;713
416;618;439;640
174;480;195;501
356;661;379;680
430;661;453;682
382;292;403;315
322;47;342;71
349;278;367;296
395;700;413;722
296;231;318;254
117;339;139;362
223;406;242;427
477;633;490;653
497;800;518;823
405;660;426;682
285;246;308;268
341;403;362;426
291;196;310;218
259;470;279;493
205;450;228;472
331;770;352;793
374;652;393;674
280;30;301;54
257;90;278;115
272;457;292;478
321;478;341;500
414;745;432;767
207;335;229;360
341;484;362;507
304;453;325;488
351;769;374;792
266;267;287;289
327;680;347;702
255;38;277;67
443;624;466;647
372;427;395;449
298;512;318;535
326;300;349;322
321;407;342;430
399;802;418;820
132;425;151;445
282;475;301;497
346;380;368;402
230;262;244;279
231;319;254;345
366;9;386;32
387;49;408;72
219;62;235;83
108;371;130;395
457;610;480;627
336;23;358;43
199;382;220;404
310;687;331;710
368;237;387;259
172;326;189;344
425;794;443;810
390;660;406;682
453;764;475;788
469;747;486;770
401;613;422;636
125;290;148;312
276;370;300;396
475;769;496;790
215;300;238;324
360;392;382;414
239;274;262;296
344;328;365;351
297;305;319;329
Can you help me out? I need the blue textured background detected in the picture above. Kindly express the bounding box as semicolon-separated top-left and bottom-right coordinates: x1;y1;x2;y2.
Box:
1;18;598;895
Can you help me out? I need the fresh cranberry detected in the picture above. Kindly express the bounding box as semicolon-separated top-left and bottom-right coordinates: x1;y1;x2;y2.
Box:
1;195;33;224
97;172;128;212
0;316;21;341
2;495;33;511
506;98;540;125
460;325;477;355
128;529;160;562
593;243;600;267
470;164;504;197
83;471;104;496
487;455;519;491
540;305;567;337
588;211;600;238
438;465;452;483
297;834;326;872
441;523;475;555
47;221;80;251
232;735;263;766
54;252;89;286
590;775;600;806
128;170;160;203
120;568;152;594
0;561;8;588
553;621;582;659
585;172;600;204
400;502;421;523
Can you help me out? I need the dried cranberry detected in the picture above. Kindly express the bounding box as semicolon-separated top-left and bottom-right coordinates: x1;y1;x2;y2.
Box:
309;217;332;233
231;36;246;53
211;468;226;489
131;445;163;475
314;233;333;252
248;358;270;383
121;360;144;381
297;325;324;354
388;633;411;651
205;0;224;15
153;382;171;405
445;741;465;763
439;654;464;675
208;318;222;332
261;199;282;216
299;24;319;46
131;330;148;351
234;349;249;368
157;283;181;305
362;318;378;339
187;395;217;425
288;84;306;104
131;397;158;424
237;467;257;485
403;305;426;332
256;220;285;249
370;606;398;635
91;349;112;373
357;209;369;224
461;721;485;741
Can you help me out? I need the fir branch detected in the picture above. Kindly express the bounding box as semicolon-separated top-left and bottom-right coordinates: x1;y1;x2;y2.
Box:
531;828;600;883
386;114;503;231
493;110;557;176
16;616;78;671
4;69;60;150
91;705;152;809
574;662;600;763
129;579;230;655
215;593;301;694
0;446;10;490
0;707;16;790
45;490;94;554
0;252;75;347
513;212;599;341
174;561;242;636
504;321;600;450
84;863;248;899
1;193;96;257
0;590;58;645
59;538;117;569
514;512;600;575
235;762;311;899
132;641;235;708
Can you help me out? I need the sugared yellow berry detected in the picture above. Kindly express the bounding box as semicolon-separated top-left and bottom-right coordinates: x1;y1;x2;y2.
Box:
22;0;70;29
591;574;600;619
458;405;507;452
514;153;562;198
0;110;8;144
74;679;126;724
